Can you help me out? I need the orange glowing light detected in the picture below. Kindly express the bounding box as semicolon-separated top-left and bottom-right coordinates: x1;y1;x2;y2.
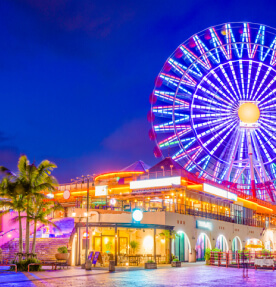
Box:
95;171;144;181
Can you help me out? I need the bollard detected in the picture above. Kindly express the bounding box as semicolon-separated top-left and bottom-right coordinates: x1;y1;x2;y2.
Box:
85;260;92;270
109;260;115;272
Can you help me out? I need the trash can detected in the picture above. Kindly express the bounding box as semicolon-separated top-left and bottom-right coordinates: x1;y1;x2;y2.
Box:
109;260;115;272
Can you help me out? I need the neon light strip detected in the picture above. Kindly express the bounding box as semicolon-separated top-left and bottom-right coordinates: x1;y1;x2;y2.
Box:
193;116;232;129
197;118;233;139
173;145;199;161
180;45;209;71
203;121;235;147
210;70;235;103
209;27;228;60
254;130;272;161
169;58;202;78
193;35;212;68
239;60;245;99
250;25;265;59
201;76;234;104
262;36;276;62
193;94;230;108
155;90;191;104
249;62;262;99
220;64;239;100
255;72;276;101
246;61;252;99
239;130;245;168
224;24;232;60
158;129;192;148
209;124;236;155
192;112;232;119
244;23;252;57
259;88;276;107
229;61;242;99
228;23;242;58
185;147;203;170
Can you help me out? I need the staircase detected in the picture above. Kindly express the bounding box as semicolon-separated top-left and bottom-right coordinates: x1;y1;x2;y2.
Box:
1;237;70;261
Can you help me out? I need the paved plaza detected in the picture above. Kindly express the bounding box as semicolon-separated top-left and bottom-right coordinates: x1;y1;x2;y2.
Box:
0;263;275;287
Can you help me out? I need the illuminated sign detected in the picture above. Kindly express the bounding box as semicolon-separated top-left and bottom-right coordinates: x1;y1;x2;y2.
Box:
95;185;108;196
63;190;70;200
132;210;143;222
196;220;212;230
130;176;181;190
203;183;237;201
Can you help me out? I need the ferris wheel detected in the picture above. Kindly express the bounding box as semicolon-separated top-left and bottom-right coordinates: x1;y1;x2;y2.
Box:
149;22;276;203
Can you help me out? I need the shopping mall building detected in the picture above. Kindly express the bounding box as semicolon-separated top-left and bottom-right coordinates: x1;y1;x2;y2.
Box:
48;157;276;266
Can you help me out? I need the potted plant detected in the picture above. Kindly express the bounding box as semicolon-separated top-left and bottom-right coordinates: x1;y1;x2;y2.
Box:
144;260;157;269
129;240;140;254
205;248;211;265
55;246;69;260
171;258;181;267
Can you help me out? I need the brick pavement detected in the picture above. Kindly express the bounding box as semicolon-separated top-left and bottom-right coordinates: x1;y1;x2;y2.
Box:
0;263;275;287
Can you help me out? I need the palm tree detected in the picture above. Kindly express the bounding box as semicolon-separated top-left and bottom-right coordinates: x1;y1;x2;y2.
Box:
16;155;58;254
0;177;25;254
29;198;63;254
0;155;58;255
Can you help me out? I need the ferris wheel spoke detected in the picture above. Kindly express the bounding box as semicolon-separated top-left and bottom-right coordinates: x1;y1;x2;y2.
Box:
239;60;246;99
172;145;200;162
254;130;273;162
193;94;230;109
196;118;234;139
153;105;188;118
179;45;210;72
219;65;240;100
200;77;235;104
154;90;191;105
253;68;275;101
249;62;262;99
193;35;214;68
159;73;194;93
193;115;232;129
154;118;190;133
258;89;276;107
191;104;230;113
209;27;229;60
167;58;198;85
192;111;233;119
158;129;194;148
229;61;242;99
246;61;252;99
209;70;236;103
184;147;203;170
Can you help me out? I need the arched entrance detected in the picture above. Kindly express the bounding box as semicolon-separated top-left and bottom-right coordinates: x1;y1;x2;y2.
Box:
232;236;242;252
216;235;228;251
196;233;211;261
265;240;273;251
174;231;191;262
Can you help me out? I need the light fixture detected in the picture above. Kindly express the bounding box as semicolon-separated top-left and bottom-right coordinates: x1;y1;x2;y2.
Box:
84;212;88;217
132;210;143;222
72;212;76;217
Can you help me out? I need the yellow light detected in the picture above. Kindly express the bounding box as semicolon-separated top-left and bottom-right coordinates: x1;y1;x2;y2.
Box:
238;103;260;123
161;239;165;244
171;193;174;196
72;212;76;217
104;237;109;244
180;194;183;197
84;212;88;217
143;235;154;251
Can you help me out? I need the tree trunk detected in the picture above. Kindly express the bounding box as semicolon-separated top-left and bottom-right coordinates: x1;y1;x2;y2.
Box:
18;212;23;254
25;204;30;255
31;219;37;255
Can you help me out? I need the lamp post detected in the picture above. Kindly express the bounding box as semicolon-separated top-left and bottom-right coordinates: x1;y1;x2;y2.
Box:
76;174;94;269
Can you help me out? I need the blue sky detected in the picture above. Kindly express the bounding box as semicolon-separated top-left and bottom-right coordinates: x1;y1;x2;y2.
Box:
0;0;275;182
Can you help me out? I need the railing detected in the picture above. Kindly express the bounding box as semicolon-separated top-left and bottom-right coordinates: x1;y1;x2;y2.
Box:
57;169;274;209
210;251;276;269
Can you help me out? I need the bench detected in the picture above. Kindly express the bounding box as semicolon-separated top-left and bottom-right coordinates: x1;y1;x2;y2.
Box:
0;260;17;272
56;260;69;269
28;261;57;272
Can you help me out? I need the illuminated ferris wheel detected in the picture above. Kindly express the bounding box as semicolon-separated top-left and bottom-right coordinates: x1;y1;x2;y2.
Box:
149;22;276;203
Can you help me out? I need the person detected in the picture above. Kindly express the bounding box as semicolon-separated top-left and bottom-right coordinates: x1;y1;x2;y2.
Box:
241;248;248;278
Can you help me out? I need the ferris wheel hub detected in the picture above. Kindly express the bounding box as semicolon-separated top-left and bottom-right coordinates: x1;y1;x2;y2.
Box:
238;102;260;124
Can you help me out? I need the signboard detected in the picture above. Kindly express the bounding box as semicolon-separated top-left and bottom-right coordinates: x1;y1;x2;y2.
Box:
130;176;181;190
196;220;212;231
63;190;71;200
203;183;237;202
88;251;94;261
92;251;103;265
95;185;108;196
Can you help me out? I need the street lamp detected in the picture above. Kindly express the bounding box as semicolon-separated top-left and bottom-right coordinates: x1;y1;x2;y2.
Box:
76;174;94;269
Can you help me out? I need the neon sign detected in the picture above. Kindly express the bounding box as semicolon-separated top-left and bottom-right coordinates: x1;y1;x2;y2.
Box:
130;176;181;190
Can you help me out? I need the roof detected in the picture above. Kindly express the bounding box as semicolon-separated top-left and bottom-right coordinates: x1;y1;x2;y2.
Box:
148;157;183;173
120;160;150;172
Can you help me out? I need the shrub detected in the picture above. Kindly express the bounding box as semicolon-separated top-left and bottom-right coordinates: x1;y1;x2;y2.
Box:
261;249;270;257
147;260;155;263
211;248;222;260
57;246;68;254
204;248;211;263
11;258;41;272
173;258;179;262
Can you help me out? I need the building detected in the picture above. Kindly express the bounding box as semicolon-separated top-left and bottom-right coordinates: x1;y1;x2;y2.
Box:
50;157;276;266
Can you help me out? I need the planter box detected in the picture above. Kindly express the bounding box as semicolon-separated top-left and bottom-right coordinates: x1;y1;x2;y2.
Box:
55;253;69;260
171;261;181;267
144;263;157;269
